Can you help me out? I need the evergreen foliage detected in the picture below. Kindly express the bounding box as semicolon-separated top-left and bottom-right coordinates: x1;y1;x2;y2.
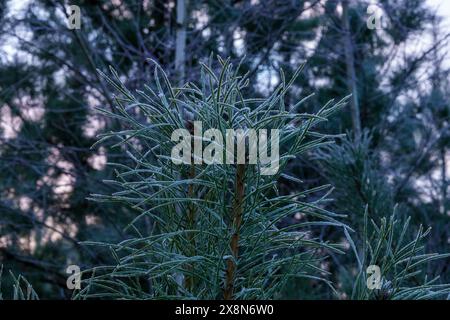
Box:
0;0;448;300
76;59;350;299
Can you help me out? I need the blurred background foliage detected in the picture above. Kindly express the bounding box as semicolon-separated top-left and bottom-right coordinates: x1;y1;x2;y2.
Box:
0;0;448;299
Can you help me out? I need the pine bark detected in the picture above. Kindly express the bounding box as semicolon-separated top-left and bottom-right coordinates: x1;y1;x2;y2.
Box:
224;164;245;300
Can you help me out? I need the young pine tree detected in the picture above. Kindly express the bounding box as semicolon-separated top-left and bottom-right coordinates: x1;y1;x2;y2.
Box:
77;58;350;299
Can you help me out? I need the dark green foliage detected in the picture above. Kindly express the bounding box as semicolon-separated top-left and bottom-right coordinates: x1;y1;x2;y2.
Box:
344;208;450;300
77;60;349;299
0;0;448;300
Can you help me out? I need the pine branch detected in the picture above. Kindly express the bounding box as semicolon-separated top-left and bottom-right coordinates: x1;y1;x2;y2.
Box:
224;163;245;299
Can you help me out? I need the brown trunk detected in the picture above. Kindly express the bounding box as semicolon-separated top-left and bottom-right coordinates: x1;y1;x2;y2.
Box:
224;164;245;300
184;121;196;291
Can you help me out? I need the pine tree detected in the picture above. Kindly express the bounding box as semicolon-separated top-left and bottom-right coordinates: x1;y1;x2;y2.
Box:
75;58;350;299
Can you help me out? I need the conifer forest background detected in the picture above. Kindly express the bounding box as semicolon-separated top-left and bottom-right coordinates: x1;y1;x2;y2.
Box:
0;0;449;300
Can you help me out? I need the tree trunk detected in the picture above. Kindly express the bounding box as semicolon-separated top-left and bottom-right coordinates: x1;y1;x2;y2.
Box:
341;0;361;138
224;164;245;300
175;0;187;85
441;147;447;215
